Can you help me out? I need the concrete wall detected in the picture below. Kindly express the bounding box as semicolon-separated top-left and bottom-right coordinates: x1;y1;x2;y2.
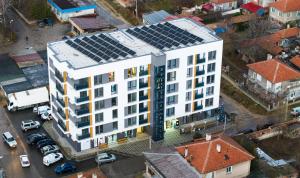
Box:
212;160;251;178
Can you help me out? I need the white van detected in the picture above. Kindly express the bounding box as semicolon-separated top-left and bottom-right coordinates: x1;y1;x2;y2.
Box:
34;105;50;115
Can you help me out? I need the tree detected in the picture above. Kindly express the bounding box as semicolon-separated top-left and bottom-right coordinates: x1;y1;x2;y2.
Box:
247;17;272;38
0;0;12;27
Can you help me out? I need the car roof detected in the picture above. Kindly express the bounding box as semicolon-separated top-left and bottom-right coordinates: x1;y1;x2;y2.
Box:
97;153;109;158
22;120;33;123
20;155;29;161
3;132;13;138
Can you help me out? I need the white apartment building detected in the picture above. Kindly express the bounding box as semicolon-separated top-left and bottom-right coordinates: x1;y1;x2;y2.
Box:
47;18;223;151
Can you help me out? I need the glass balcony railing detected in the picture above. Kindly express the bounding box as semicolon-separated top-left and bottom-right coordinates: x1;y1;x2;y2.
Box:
75;108;89;115
196;58;205;64
195;93;204;99
139;118;148;125
74;83;88;90
195;81;204;88
139;70;148;76
56;84;64;95
139;82;148;89
57;98;65;108
77;133;90;140
55;71;64;82
76;121;90;128
194;104;203;111
196;70;205;76
139;106;148;113
139;94;148;101
57;108;66;119
58;119;67;131
75;96;89;103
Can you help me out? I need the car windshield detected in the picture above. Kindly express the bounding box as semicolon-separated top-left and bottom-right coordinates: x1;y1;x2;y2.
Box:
7;137;14;142
23;160;29;164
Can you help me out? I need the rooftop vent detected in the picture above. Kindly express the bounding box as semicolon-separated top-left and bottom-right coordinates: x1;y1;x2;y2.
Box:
206;133;211;141
216;144;221;153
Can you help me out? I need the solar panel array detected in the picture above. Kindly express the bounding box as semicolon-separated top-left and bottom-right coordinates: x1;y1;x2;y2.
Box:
126;22;203;50
65;34;136;63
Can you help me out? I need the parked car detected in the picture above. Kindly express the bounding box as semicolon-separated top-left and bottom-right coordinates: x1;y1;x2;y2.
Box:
21;120;40;132
26;133;47;145
95;153;116;165
37;18;53;27
34;105;50;115
2;132;17;148
36;139;55;149
43;153;63;166
19;155;30;167
41;110;52;121
55;162;76;174
41;145;60;155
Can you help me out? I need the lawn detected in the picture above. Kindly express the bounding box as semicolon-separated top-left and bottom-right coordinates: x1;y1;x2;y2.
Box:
13;0;52;21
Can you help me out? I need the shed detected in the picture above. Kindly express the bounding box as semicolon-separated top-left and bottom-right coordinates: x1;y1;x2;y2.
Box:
241;2;264;16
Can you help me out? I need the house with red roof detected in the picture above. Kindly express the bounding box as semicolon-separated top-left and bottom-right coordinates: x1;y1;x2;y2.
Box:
144;134;254;178
243;0;275;8
210;0;238;11
247;59;300;100
269;0;300;24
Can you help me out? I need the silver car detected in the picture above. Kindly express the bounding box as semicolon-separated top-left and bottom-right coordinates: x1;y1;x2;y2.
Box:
40;145;60;155
21;120;40;132
95;153;116;165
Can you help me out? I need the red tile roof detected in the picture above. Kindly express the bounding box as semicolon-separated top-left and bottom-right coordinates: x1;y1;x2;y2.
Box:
176;134;254;174
270;0;300;13
247;59;300;83
211;0;236;4
241;2;263;13
291;55;300;68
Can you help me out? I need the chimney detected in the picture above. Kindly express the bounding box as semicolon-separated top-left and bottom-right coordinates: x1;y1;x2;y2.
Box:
216;144;221;153
267;54;273;60
287;24;290;29
77;173;83;178
206;133;211;141
184;146;189;158
92;173;97;178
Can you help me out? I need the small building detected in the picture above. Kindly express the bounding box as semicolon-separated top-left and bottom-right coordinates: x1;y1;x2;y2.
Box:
70;16;114;35
210;0;238;11
269;0;300;24
47;0;96;22
142;10;171;25
243;0;275;8
241;2;265;16
247;59;300;100
144;134;255;178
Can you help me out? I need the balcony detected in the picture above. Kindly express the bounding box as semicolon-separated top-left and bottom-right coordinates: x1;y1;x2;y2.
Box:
77;133;90;140
57;98;65;108
195;93;204;99
56;84;64;95
75;96;89;103
76;121;90;128
139;94;148;101
139;82;148;89
58;119;67;131
74;83;88;90
55;70;64;82
195;81;204;88
194;103;203;111
139;118;148;125
57;108;66;119
139;70;148;76
196;70;205;76
139;106;148;113
75;108;89;115
196;58;205;64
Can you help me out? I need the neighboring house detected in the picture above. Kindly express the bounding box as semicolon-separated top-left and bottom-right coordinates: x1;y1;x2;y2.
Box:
243;0;275;8
211;0;238;11
69;16;114;35
241;2;265;16
269;0;300;24
47;0;96;22
144;134;254;178
247;59;300;100
142;10;171;25
47;18;223;151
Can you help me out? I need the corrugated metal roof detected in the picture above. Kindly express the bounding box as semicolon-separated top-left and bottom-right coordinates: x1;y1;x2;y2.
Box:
142;10;171;25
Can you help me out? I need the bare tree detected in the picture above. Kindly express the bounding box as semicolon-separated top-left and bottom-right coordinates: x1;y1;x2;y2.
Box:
247;17;273;38
0;0;12;27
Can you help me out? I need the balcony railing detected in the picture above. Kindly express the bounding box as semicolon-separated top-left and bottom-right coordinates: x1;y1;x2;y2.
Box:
139;82;148;89
56;84;64;95
196;58;205;64
77;133;90;140
139;70;148;76
195;93;204;99
75;108;89;115
139;94;148;101
76;121;90;128
75;96;89;103
195;81;204;88
74;83;88;90
196;70;205;76
57;98;65;108
58;119;67;131
194;104;203;111
55;71;64;82
57;108;66;119
139;106;148;113
139;118;148;125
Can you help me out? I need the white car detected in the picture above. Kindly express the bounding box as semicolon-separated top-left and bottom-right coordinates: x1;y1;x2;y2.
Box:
2;132;17;148
20;155;30;167
34;105;50;115
43;153;63;166
95;153;116;165
41;110;52;121
21;120;40;132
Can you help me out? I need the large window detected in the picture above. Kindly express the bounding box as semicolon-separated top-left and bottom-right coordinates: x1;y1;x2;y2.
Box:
205;98;214;107
206;86;214;96
95;100;105;110
226;166;232;174
167;95;177;105
167;58;179;69
166;107;175;117
125;67;137;79
207;75;215;84
94;87;103;98
94;72;115;85
185;104;191;112
186;80;192;89
128;80;137;90
207;63;215;73
111;84;117;94
95;113;103;123
95;125;103;134
167;83;178;93
167;71;176;82
187;68;193;77
186;92;191;101
125;117;137;127
187;55;193;65
113;121;118;130
112;109;118;118
128;92;137;102
126;105;137;115
208;51;216;60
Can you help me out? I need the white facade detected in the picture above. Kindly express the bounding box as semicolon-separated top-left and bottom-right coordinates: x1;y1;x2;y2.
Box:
47;18;223;151
269;7;300;24
213;1;238;11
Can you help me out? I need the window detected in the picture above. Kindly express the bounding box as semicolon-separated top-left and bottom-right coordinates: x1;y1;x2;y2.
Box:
205;98;214;107
113;121;118;130
112;109;118;118
187;55;193;65
206;86;214;96
167;83;177;93
186;92;191;101
94;72;115;85
298;11;300;17
128;93;137;102
167;58;179;69
271;7;275;13
126;67;137;78
207;63;215;73
167;95;177;105
287;12;290;17
279;11;283;17
95;125;103;134
94;74;102;85
166;107;175;117
128;80;137;90
167;71;176;81
95;100;105;110
126;105;137;115
226;166;232;174
95;113;103;123
111;84;117;94
187;68;193;77
185;104;191;112
111;97;117;106
94;87;103;98
186;80;192;89
125;117;137;127
208;51;216;60
207;75;215;84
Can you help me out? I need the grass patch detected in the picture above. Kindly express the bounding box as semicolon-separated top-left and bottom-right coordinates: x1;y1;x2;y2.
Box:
13;0;53;20
221;78;268;115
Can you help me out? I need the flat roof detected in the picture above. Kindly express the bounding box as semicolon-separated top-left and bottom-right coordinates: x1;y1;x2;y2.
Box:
48;18;220;69
51;0;92;9
70;16;112;31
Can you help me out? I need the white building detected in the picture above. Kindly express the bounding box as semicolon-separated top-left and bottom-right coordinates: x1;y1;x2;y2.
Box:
47;18;223;151
211;0;238;11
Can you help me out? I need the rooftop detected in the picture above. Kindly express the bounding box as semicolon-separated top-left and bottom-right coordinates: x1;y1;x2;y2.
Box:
70;16;112;31
48;18;220;69
270;0;300;13
176;134;254;174
241;2;264;13
291;55;300;68
247;59;300;83
211;0;237;4
142;10;171;25
50;0;93;10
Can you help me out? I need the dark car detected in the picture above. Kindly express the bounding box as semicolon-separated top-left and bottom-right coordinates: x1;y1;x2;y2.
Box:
55;162;76;174
36;139;55;149
37;18;53;27
26;134;47;145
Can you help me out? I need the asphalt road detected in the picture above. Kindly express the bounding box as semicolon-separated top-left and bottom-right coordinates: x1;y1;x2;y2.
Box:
1;108;130;178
